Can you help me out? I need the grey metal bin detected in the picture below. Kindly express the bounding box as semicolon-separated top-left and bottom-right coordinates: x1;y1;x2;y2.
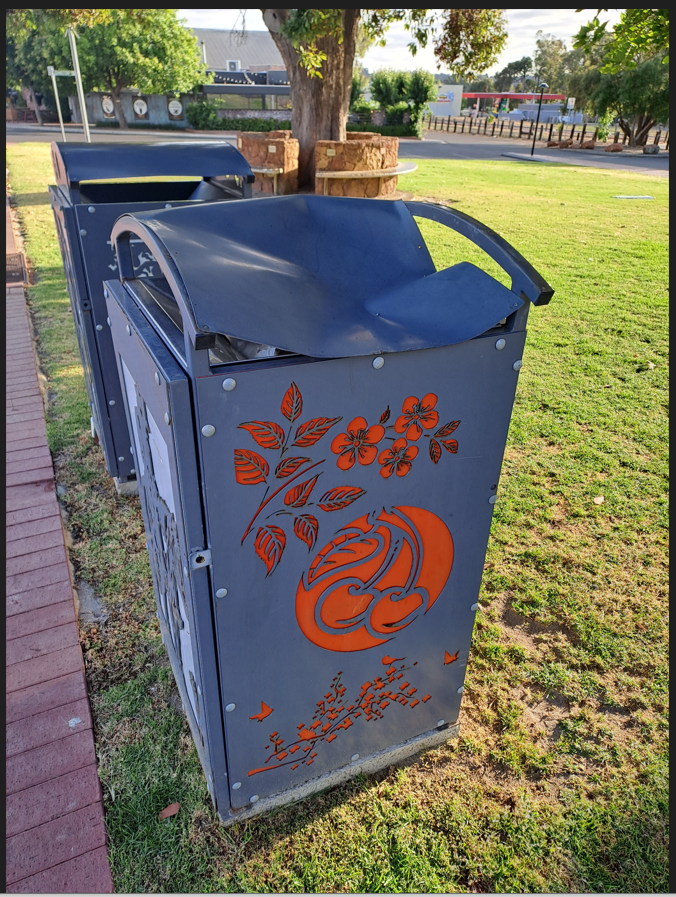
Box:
103;194;553;823
49;141;254;488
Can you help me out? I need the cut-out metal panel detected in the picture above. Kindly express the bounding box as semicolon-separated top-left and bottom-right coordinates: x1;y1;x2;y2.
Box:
195;332;525;805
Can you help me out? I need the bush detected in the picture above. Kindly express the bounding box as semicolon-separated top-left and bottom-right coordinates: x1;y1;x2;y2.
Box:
185;100;219;130
384;101;410;124
184;102;291;132
346;122;420;138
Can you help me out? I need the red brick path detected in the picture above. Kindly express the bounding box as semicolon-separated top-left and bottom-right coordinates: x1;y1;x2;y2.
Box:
6;194;113;892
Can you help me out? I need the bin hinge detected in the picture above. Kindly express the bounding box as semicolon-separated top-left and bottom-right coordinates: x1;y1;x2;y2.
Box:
189;548;212;570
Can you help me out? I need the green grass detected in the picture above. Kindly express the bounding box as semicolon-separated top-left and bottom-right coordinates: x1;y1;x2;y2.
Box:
6;144;668;893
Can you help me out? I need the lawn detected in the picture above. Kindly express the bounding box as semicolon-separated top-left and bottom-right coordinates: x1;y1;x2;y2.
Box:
6;143;669;893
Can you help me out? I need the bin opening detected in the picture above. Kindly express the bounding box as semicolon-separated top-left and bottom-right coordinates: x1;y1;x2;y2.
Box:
77;178;242;206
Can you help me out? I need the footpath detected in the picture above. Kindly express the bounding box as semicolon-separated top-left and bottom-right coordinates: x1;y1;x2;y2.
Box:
6;194;113;892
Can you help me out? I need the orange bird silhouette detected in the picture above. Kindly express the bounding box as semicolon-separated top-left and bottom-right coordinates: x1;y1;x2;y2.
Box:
444;650;459;665
249;701;274;722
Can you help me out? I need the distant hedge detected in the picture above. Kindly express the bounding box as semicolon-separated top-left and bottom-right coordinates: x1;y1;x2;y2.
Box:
346;122;420;138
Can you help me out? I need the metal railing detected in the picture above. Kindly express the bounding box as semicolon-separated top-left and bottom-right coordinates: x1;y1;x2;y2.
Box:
422;113;669;149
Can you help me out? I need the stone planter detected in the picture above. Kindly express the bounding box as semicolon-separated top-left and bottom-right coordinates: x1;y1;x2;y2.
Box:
314;134;400;197
237;132;299;195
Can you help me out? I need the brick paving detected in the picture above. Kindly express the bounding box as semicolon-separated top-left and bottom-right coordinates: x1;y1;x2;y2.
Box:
6;193;113;892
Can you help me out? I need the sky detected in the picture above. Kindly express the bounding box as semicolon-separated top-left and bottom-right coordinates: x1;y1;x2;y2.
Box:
177;9;626;75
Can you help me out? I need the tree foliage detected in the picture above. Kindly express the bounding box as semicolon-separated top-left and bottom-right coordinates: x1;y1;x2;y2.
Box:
494;56;532;92
592;54;669;144
369;68;436;127
6;8;112;39
432;9;507;82
574;8;669;70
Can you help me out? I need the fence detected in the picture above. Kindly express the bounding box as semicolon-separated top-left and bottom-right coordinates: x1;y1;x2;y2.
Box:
422;113;670;149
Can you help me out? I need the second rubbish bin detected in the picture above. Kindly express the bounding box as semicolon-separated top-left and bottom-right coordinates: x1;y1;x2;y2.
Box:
104;194;553;822
49;140;254;489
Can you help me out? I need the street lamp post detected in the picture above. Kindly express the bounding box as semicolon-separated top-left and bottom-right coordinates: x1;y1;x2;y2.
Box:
530;82;549;157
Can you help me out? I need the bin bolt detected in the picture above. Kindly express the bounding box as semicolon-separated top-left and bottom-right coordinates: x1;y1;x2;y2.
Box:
216;588;228;598
232;782;241;790
250;795;260;803
104;289;109;299
88;206;95;213
225;703;236;712
488;495;498;505
513;359;523;371
126;325;132;336
202;424;216;437
107;317;111;326
222;378;237;392
108;400;115;406
471;603;479;611
437;719;446;727
495;338;506;351
118;456;124;462
183;566;188;577
79;228;87;236
351;753;360;762
165;203;173;209
96;324;103;331
164;412;171;425
457;687;464;695
130;469;136;475
154;372;160;385
372;356;385;370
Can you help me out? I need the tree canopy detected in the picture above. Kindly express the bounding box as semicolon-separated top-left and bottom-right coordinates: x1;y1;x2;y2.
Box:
574;8;669;70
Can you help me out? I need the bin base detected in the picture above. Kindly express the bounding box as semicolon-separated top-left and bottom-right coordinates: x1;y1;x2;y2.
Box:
219;720;460;825
114;476;138;496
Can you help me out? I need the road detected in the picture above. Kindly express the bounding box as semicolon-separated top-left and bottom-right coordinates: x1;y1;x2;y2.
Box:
6;122;668;177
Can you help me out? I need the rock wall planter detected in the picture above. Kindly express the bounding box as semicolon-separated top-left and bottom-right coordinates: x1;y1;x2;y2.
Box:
237;132;299;195
314;133;400;198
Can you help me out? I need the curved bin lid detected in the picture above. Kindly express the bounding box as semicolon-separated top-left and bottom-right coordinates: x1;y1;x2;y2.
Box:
51;141;255;189
115;194;526;359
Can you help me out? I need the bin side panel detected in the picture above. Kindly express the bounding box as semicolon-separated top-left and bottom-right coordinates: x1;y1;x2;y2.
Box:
196;331;526;806
105;282;230;813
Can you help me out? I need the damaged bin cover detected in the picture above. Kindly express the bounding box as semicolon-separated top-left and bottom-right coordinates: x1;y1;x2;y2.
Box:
121;194;524;358
51;141;254;188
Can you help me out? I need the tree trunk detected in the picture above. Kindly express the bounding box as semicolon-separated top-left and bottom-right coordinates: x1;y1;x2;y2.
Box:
262;9;360;189
110;84;129;130
29;83;43;126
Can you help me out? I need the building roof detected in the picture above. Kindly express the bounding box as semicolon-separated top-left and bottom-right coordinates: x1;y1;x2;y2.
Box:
191;28;284;71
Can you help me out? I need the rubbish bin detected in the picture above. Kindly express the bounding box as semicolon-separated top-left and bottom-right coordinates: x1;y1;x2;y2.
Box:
49;141;254;489
104;194;553;822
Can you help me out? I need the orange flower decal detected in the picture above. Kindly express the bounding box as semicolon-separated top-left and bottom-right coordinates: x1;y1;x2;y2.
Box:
394;394;439;441
331;417;384;471
378;438;418;478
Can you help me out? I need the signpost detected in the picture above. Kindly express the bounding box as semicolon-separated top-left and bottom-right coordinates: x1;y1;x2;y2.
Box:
67;28;91;143
47;65;75;142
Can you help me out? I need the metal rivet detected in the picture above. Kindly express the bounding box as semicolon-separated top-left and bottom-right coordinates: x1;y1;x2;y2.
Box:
372;356;385;370
125;325;131;336
96;324;103;331
489;495;498;504
154;372;160;385
108;400;115;406
79;228;87;236
164;412;171;425
222;378;236;392
197;685;202;696
351;753;359;762
437;719;446;726
130;469;136;474
130;446;134;455
495;338;506;351
250;794;259;803
471;603;479;611
88;206;95;213
106;317;111;326
225;703;236;712
183;566;188;578
202;424;216;437
117;456;124;462
165;203;173;209
104;289;109;299
513;359;523;371
457;687;464;695
216;588;228;598
232;782;241;790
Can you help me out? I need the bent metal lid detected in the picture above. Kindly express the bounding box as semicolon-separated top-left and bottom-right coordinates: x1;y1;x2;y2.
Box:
114;194;525;359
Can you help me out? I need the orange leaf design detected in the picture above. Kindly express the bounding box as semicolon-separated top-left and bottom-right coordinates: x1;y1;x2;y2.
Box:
292;417;342;447
380;406;391;424
441;439;458;454
436;420;460;437
275;456;311;479
317;485;366;512
254;525;286;576
284;475;320;508
294;514;319;551
234;449;269;485
429;439;441;464
281;382;303;422
238;421;285;450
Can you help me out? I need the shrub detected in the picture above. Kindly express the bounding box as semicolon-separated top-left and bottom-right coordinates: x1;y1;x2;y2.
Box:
185;100;218;130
